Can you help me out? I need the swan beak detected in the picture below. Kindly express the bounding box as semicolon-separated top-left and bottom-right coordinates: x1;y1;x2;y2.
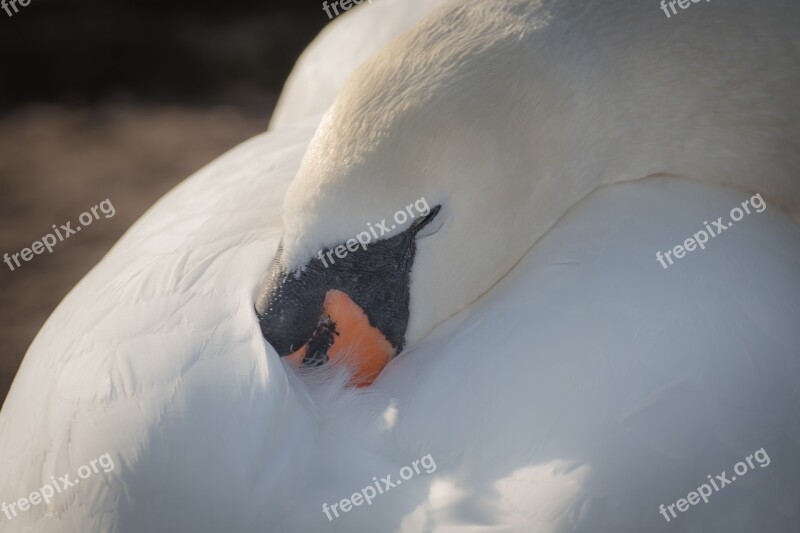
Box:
286;289;394;387
255;205;441;388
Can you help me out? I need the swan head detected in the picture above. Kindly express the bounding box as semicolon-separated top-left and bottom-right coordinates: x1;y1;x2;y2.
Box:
256;3;548;385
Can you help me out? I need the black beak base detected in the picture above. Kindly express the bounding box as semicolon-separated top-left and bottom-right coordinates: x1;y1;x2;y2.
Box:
255;205;441;364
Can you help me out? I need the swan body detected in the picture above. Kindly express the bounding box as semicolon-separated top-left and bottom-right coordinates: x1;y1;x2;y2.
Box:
2;164;799;532
1;0;799;531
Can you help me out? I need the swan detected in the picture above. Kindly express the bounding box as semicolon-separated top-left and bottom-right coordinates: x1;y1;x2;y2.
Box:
1;0;799;532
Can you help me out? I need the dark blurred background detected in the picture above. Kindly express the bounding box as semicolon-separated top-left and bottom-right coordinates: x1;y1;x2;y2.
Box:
0;0;327;405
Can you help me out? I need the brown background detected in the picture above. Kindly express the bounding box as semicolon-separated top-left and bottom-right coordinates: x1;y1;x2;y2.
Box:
0;0;326;406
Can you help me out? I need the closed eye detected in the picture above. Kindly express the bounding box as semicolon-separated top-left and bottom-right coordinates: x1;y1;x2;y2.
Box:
411;204;444;239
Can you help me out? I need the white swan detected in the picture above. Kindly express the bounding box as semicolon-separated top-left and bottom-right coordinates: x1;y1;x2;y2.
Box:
1;0;799;532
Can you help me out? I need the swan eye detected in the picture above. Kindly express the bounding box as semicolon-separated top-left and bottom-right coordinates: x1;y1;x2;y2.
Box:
412;204;444;239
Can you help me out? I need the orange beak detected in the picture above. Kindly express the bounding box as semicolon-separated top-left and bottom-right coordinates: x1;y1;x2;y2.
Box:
287;289;394;387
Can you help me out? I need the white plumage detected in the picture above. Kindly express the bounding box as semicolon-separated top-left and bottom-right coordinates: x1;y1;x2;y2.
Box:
1;0;799;532
270;0;448;130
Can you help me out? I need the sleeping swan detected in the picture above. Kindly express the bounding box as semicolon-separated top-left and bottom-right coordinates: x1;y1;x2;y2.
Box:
1;0;799;531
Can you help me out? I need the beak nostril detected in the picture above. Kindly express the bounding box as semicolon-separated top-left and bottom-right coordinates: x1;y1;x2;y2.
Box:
303;315;339;367
275;289;395;387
